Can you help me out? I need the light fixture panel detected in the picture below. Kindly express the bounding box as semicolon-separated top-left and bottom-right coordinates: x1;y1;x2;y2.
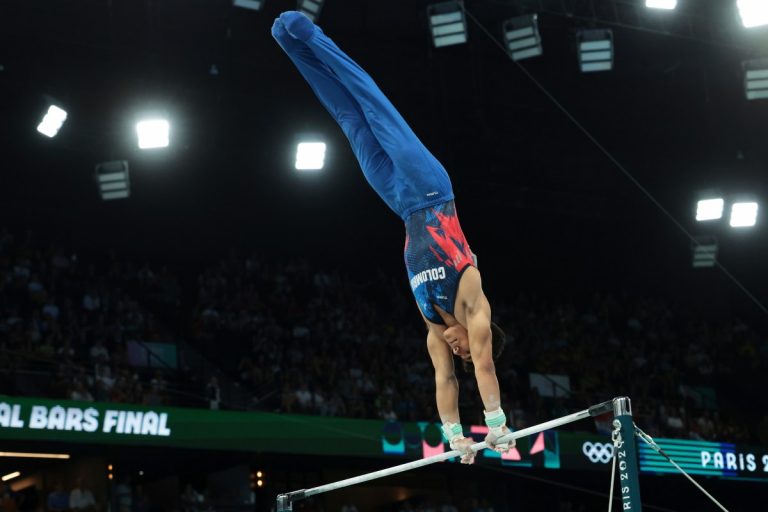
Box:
577;29;613;73
738;0;768;28
696;198;725;221
428;2;468;48
136;119;170;149
233;0;263;10
298;0;323;22
691;236;718;268
37;105;67;138
95;160;131;201
743;59;768;100
503;14;543;61
295;142;326;171
646;0;677;10
730;202;759;228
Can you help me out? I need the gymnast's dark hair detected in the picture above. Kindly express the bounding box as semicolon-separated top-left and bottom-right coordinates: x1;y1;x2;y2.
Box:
462;321;506;374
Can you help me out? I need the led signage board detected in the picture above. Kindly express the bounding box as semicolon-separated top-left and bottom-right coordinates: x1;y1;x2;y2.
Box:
1;397;764;483
639;437;768;481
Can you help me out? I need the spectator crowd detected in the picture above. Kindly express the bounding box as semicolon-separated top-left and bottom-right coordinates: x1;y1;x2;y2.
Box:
1;227;767;445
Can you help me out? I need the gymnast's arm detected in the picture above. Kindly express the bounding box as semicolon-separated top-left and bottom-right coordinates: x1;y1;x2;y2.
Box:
462;268;502;413
426;327;460;424
426;326;475;463
463;268;513;452
466;306;502;411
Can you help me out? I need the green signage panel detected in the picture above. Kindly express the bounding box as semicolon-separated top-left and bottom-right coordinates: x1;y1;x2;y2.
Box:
0;396;382;455
639;437;768;482
1;396;765;483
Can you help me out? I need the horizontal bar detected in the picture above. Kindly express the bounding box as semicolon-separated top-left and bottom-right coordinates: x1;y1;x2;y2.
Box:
588;399;614;417
297;404;598;499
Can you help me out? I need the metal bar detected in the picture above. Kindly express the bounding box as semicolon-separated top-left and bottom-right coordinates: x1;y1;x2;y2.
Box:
613;397;643;512
276;399;615;511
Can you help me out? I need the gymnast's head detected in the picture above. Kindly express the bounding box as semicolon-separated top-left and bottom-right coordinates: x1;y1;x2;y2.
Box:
443;321;506;373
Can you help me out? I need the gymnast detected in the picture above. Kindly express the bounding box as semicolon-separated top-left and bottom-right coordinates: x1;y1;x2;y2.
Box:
272;11;512;464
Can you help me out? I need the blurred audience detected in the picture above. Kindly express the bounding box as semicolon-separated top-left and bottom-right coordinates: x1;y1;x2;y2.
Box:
46;482;68;512
1;227;766;444
68;478;96;512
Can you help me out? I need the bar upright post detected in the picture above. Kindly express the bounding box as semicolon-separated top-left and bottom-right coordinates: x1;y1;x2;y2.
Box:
613;397;643;512
276;494;291;512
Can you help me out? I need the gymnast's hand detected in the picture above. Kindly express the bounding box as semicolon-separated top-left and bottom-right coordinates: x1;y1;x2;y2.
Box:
449;437;476;465
485;424;515;454
442;422;476;464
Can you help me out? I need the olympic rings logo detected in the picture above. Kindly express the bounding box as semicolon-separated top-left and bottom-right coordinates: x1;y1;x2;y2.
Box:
582;442;614;464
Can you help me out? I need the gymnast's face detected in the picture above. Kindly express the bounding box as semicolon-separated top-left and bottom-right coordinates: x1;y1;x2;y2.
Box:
443;325;471;361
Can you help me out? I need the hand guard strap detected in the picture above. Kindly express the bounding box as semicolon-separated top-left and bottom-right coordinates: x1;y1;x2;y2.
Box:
441;421;465;450
484;408;508;439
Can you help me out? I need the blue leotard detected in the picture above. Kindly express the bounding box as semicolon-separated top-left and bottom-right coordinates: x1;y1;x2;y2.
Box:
405;201;475;324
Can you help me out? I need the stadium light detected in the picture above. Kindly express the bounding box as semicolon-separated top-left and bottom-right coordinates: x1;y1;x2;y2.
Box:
136;119;169;149
297;0;323;22
691;236;718;268
738;0;768;29
95;160;131;201
743;58;768;100
233;0;263;10
696;198;724;221
577;29;613;73
295;142;326;171
428;1;468;48
503;14;542;61
729;202;759;228
1;472;20;482
646;0;677;10
37;105;67;138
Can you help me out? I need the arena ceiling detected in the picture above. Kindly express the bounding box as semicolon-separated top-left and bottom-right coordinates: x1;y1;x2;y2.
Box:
1;0;767;320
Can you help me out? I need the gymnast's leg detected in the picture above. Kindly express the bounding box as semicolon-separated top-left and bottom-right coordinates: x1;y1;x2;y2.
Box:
272;17;400;214
279;11;454;219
